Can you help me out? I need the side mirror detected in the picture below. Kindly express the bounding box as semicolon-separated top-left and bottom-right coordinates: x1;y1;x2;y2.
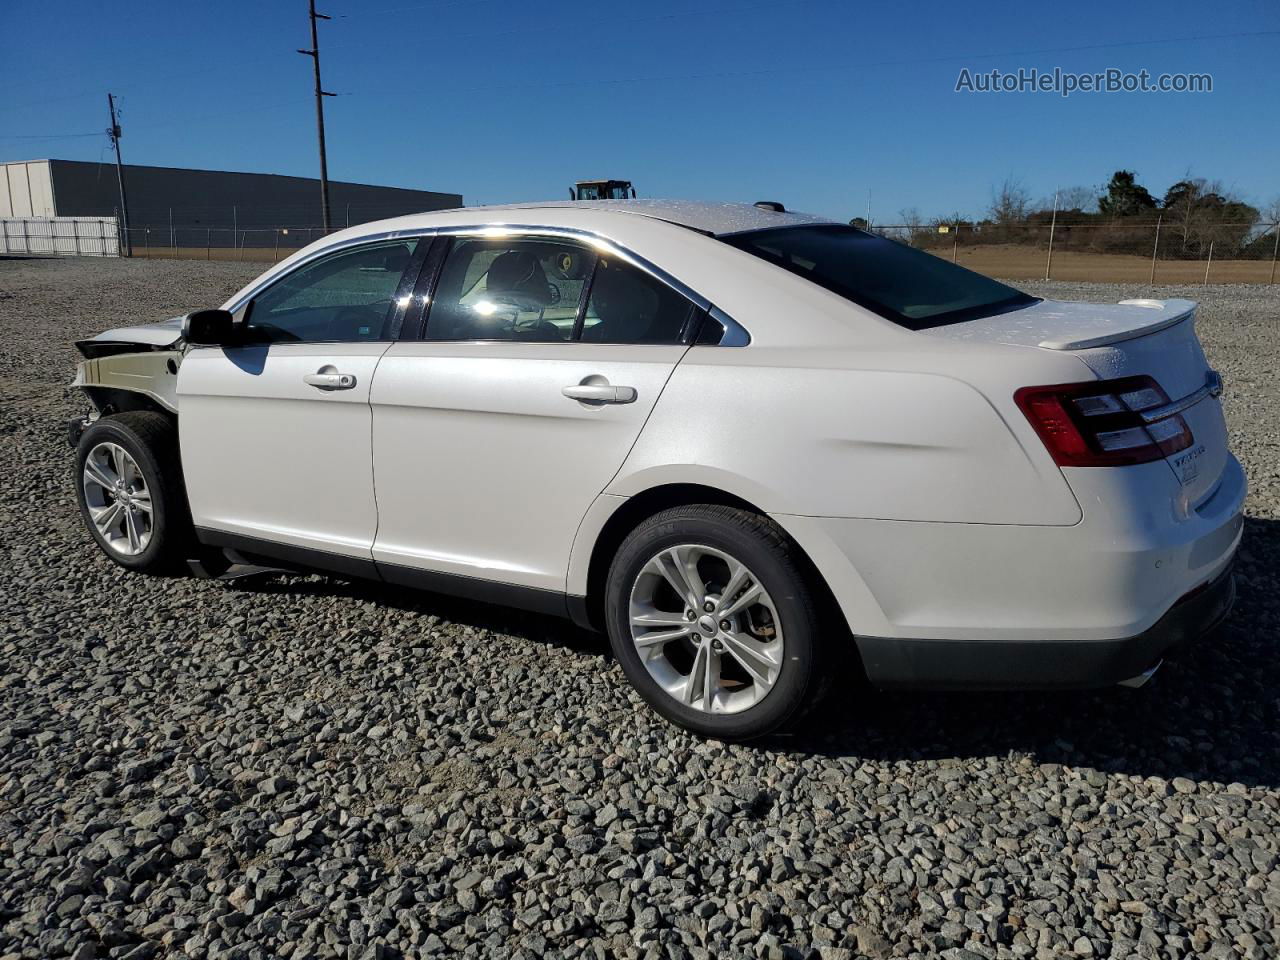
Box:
182;309;235;346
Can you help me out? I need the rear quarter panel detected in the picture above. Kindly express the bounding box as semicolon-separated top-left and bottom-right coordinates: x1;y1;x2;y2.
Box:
607;343;1085;525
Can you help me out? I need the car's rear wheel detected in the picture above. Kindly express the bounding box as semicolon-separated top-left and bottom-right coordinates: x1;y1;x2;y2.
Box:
75;411;191;574
604;504;826;740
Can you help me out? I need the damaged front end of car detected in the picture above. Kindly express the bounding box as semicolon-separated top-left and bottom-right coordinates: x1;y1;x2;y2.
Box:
67;317;187;447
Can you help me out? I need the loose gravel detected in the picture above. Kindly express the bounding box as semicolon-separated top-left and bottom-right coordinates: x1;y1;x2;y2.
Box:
1;256;1278;960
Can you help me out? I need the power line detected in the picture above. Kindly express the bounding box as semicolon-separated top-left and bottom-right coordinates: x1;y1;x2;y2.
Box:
0;132;104;140
5;24;1278;167
2;0;804;107
329;0;506;16
345;27;1280;94
322;0;826;50
11;13;1275;113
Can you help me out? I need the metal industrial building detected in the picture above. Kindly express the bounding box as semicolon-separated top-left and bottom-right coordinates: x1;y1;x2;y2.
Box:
1;158;461;255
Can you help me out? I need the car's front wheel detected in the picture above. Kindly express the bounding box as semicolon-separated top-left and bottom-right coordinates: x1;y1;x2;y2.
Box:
604;504;827;740
75;411;191;574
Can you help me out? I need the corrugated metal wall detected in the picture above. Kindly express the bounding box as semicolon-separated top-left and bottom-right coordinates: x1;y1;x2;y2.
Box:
0;216;119;256
43;159;462;230
0;161;58;218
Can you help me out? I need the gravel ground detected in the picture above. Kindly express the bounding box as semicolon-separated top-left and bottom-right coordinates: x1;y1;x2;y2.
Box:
1;256;1278;960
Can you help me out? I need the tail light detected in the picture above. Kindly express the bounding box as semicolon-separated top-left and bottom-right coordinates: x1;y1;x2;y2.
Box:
1015;375;1193;467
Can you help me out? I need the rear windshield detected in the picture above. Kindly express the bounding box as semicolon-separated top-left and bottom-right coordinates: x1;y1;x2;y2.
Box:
722;224;1037;330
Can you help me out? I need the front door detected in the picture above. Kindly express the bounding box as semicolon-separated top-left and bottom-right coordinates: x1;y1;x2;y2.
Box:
370;235;697;595
178;237;422;563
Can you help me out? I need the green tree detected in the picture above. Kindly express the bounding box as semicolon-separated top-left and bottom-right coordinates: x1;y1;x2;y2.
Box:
1098;170;1157;218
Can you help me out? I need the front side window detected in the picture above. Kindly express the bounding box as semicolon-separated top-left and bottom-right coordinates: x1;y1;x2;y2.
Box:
581;256;695;344
722;225;1037;330
245;239;418;343
426;238;593;342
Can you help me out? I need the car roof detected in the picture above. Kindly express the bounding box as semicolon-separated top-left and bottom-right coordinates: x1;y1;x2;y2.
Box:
223;201;844;323
386;199;836;238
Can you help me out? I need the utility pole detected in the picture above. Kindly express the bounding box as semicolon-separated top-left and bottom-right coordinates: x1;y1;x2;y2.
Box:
1044;187;1058;281
106;93;132;257
297;0;335;233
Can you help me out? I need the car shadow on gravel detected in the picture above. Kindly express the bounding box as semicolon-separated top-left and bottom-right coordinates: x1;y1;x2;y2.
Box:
219;516;1278;788
781;515;1280;789
223;571;607;656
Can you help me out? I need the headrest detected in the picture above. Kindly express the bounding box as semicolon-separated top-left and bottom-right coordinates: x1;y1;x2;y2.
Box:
486;251;553;307
592;262;658;319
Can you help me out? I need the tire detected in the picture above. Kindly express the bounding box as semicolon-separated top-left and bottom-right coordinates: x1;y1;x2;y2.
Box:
604;504;827;740
74;411;192;574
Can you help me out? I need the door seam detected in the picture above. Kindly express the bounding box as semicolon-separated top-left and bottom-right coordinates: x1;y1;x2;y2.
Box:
367;341;398;566
561;343;694;592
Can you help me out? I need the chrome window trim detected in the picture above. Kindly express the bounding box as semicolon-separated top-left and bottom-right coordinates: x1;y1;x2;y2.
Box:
224;229;437;314
225;223;750;346
709;306;751;347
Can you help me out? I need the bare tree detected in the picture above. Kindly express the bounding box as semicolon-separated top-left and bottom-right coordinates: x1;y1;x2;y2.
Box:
1262;196;1280;227
898;207;929;246
988;176;1030;225
1048;185;1098;213
1162;176;1208;253
1162;176;1258;257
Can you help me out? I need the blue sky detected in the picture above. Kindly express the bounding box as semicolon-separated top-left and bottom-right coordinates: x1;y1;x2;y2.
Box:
2;0;1277;223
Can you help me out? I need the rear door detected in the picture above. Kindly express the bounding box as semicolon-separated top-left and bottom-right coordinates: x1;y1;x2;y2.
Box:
370;233;697;595
178;237;424;563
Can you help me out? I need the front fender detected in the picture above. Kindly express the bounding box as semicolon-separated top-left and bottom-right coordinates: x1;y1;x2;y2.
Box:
72;350;181;415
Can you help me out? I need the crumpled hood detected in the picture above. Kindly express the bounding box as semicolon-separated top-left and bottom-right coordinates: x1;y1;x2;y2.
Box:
924;298;1196;351
90;316;185;348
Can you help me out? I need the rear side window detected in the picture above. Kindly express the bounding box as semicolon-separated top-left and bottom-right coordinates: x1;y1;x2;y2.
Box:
426;238;593;342
722;225;1036;330
581;257;695;344
424;238;696;345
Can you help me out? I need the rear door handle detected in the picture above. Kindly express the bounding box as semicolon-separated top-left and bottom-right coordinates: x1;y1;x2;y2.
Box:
562;383;637;404
304;371;357;390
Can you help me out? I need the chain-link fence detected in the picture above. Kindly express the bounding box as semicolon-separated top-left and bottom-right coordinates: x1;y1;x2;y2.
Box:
119;225;342;263
867;218;1279;284
7;208;1279;284
109;200;428;263
118;212;1280;283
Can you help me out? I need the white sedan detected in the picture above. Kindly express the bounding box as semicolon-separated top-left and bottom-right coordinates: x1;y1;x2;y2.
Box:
69;200;1244;739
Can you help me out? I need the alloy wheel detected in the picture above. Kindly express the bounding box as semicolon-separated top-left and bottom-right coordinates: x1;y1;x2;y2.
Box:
628;543;784;714
82;442;153;556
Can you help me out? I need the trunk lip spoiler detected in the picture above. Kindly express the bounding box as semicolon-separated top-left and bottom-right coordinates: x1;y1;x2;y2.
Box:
1037;301;1195;351
1137;370;1223;424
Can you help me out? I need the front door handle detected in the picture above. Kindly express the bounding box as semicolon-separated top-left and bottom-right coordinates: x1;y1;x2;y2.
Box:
562;383;637;404
304;371;357;390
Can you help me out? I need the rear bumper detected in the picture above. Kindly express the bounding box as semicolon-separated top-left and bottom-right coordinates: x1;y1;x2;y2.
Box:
857;563;1236;690
777;454;1245;644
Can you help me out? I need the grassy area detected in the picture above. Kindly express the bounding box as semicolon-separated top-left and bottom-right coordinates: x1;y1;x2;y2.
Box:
936;244;1277;284
127;245;296;264
122;241;1280;284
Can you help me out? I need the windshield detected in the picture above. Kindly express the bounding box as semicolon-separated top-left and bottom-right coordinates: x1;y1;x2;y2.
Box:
722;225;1037;330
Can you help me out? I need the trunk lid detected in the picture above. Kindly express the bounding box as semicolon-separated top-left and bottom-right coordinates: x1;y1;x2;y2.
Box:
927;298;1229;509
